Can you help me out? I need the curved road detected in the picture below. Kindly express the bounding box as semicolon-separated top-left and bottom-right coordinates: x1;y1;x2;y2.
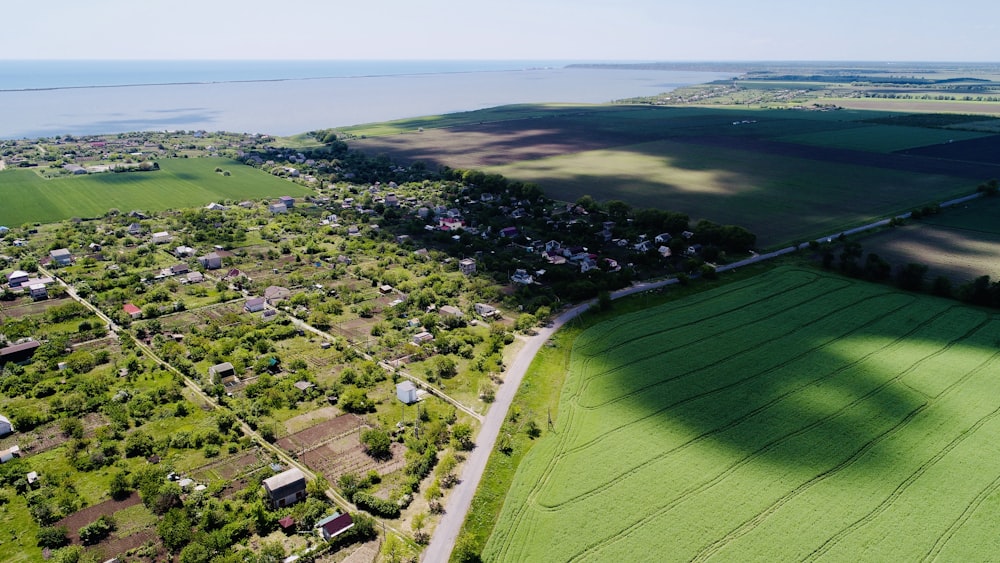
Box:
421;190;984;562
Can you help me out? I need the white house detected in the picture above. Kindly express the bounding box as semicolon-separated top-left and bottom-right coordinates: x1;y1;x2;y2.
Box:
396;381;418;404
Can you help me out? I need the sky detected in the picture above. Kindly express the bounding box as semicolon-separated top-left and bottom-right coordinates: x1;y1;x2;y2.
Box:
3;0;998;62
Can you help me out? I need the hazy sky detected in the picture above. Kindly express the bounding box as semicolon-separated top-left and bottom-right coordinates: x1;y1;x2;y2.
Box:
4;0;998;61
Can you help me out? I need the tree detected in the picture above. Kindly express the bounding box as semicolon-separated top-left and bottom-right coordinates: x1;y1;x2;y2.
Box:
158;508;193;552
896;262;928;292
36;526;69;549
339;387;371;413
360;427;392;460
452;423;474;450
109;471;131;500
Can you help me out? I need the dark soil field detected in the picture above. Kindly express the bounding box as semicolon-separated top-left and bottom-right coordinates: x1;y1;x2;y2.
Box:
860;196;1000;285
898;134;1000;165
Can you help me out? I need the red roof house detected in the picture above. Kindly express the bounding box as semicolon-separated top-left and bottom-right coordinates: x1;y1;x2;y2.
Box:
123;303;142;319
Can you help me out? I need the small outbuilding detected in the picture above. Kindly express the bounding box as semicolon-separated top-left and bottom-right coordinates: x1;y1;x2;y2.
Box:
396;381;418;404
317;512;354;541
0;415;13;437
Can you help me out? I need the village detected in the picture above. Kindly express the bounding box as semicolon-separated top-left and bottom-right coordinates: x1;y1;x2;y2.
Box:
0;130;755;562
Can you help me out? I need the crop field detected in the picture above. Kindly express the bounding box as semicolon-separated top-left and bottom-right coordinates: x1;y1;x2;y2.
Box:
484;267;1000;562
860;196;1000;284
776;124;991;153
346;105;1000;249
485;139;971;246
0;157;309;225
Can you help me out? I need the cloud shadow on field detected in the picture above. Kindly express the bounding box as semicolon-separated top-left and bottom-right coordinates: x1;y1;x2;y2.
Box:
347;106;1000;249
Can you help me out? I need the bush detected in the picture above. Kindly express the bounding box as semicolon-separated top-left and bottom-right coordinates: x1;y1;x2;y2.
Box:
79;515;115;545
36;526;69;548
352;491;400;518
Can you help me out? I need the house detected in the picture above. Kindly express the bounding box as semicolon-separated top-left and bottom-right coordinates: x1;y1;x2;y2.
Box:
123;303;142;319
412;331;434;345
633;240;652;253
198;252;223;270
346;225;361;237
6;270;30;288
0;340;40;365
128;223;143;236
317;513;354;541
379;284;394;294
186;271;204;284
28;283;47;300
244;297;266;313
474;303;498;318
279;196;295;208
658;245;672;258
209;362;238;385
511;269;534;285
459;258;476;275
268;202;287;214
439;217;465;231
264;286;290;306
50;248;72;267
439;305;463;319
0;445;19;464
151;231;172;244
262;468;307;508
175;245;195;258
261;309;278;322
205;202;227;211
384;193;399;207
499;226;518;238
396;381;418;404
686;244;703;256
169;263;190;276
0;415;13;437
655;233;672;244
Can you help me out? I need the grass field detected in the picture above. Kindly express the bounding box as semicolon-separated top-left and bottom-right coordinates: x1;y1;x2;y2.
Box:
0;157;310;225
483;267;1000;562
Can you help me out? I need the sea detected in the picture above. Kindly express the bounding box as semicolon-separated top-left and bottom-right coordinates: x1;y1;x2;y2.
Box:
0;60;734;140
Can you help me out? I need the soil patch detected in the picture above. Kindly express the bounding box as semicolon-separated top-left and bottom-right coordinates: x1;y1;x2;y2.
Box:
55;492;142;545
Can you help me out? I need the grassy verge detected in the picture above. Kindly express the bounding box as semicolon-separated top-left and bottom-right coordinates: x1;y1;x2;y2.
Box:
450;262;777;561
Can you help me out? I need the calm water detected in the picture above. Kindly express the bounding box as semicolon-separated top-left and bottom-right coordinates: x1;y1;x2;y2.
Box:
0;61;732;139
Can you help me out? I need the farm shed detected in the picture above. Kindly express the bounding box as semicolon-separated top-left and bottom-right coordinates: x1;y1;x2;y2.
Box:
262;468;307;508
244;297;266;313
396;381;418;404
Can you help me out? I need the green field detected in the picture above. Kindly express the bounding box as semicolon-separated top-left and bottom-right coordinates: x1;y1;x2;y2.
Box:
0;157;310;225
484;139;971;247
484;267;1000;562
777;124;992;153
347;105;990;249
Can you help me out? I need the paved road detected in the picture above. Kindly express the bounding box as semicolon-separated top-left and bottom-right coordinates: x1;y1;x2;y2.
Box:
421;300;591;562
420;189;987;561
